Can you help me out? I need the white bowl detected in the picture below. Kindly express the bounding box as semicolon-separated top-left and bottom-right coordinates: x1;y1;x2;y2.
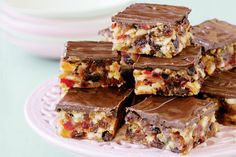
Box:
5;0;133;18
0;1;132;58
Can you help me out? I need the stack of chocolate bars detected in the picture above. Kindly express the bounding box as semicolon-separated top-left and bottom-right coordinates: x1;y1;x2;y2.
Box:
55;3;236;155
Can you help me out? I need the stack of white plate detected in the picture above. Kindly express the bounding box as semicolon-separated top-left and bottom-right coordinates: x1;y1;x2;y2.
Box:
0;0;133;59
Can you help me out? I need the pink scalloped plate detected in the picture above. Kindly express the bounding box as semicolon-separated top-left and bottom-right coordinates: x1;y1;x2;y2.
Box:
24;77;236;157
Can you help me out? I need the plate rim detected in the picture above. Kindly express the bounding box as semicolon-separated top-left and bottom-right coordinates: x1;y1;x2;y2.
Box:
24;77;236;157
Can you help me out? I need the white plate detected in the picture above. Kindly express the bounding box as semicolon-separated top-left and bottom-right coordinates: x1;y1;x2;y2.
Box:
5;0;133;18
24;77;236;157
0;4;111;59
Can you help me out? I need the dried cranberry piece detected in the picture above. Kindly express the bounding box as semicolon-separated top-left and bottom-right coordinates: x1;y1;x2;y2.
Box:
60;79;75;88
81;122;90;129
143;70;152;75
63;121;74;131
140;24;150;30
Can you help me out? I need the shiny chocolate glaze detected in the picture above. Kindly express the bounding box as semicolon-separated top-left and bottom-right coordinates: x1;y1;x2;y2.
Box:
192;19;236;51
65;41;118;61
56;87;133;113
112;3;191;26
201;69;236;98
133;46;201;70
128;96;217;129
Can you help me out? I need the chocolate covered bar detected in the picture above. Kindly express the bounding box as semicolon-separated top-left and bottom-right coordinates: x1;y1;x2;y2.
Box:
133;46;206;96
125;96;219;154
56;87;133;141
201;69;236;125
111;3;192;58
192;19;236;75
59;41;124;93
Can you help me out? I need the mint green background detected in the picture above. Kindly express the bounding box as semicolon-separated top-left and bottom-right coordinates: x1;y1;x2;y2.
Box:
0;0;235;157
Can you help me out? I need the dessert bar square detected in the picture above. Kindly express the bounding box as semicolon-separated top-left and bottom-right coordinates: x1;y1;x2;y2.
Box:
56;87;133;141
125;96;219;154
201;69;236;125
133;46;206;96
112;3;191;58
192;19;236;75
59;41;124;93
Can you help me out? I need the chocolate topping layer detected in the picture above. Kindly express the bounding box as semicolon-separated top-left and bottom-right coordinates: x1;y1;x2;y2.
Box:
201;69;236;98
133;46;201;70
192;19;236;51
56;87;133;112
128;96;217;129
65;41;118;61
112;3;191;26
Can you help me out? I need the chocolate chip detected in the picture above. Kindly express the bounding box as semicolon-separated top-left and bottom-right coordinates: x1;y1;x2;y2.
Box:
102;131;113;141
218;106;226;114
146;67;153;71
161;73;169;80
152;127;161;134
133;24;139;29
135;38;147;48
85;74;101;82
71;130;85;139
187;66;196;76
123;55;134;65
